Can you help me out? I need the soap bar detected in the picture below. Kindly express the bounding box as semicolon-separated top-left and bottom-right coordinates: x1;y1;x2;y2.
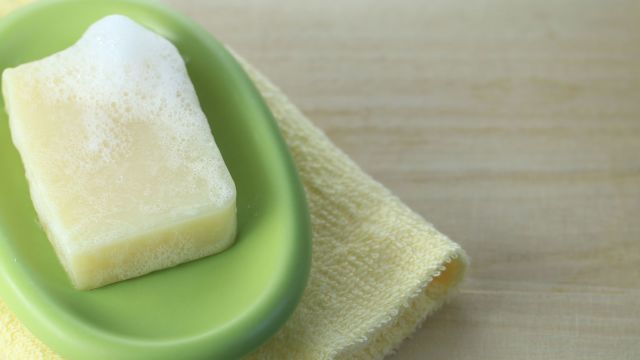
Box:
1;15;236;290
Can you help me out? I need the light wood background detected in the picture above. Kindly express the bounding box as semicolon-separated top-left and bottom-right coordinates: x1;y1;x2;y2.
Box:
166;0;640;358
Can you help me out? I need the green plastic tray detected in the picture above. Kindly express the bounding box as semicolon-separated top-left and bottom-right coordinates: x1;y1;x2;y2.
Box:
0;0;311;358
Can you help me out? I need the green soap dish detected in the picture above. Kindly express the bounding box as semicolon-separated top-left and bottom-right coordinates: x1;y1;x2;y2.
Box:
0;0;311;359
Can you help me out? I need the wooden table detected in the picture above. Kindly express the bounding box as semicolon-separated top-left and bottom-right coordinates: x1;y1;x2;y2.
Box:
167;0;640;358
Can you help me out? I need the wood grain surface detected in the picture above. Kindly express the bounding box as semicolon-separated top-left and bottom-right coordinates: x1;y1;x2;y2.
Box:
165;0;640;358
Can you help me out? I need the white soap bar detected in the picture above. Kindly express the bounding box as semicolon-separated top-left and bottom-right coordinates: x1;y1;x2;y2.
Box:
2;15;236;290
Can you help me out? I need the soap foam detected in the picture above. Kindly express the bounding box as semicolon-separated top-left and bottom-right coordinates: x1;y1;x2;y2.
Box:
13;15;235;250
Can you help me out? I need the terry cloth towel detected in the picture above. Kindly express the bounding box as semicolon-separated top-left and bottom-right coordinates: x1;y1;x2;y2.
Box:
0;1;468;359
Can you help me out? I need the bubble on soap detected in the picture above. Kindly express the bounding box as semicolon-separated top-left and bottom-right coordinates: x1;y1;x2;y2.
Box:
15;15;235;250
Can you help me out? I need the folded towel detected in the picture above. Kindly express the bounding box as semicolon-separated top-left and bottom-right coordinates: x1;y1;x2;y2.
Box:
0;2;468;359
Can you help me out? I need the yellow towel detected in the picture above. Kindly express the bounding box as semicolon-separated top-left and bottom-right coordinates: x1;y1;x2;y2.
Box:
0;2;468;359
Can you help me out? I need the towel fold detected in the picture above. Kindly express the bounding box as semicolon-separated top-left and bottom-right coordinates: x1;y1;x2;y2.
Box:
0;2;468;359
